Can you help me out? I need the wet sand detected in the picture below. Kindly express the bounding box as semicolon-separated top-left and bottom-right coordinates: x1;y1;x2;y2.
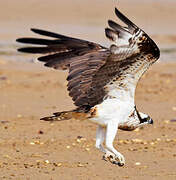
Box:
0;0;176;179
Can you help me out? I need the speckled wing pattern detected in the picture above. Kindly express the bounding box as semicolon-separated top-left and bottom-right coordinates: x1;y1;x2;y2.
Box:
17;8;160;111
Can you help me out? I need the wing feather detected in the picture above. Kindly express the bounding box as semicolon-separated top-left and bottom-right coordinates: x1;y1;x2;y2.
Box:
115;8;138;32
16;37;56;45
16;7;160;111
105;28;118;41
17;28;105;70
31;28;71;39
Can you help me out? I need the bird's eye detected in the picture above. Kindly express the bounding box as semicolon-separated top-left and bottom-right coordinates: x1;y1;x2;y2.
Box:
147;116;151;121
143;116;150;122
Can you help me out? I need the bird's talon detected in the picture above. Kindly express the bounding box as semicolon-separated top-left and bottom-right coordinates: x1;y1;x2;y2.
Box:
109;155;114;159
102;153;125;167
117;162;125;167
112;159;125;166
103;152;125;166
102;155;108;161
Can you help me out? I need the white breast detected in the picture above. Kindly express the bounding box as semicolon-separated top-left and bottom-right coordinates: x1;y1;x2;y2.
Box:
89;89;135;126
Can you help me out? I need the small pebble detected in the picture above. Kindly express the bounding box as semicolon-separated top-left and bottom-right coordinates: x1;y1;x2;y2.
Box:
66;145;70;149
57;163;62;167
85;148;90;151
38;130;44;134
44;160;50;164
164;120;170;124
150;142;155;145
76;139;81;143
135;162;141;166
77;163;84;167
3;155;11;159
77;136;83;139
131;139;143;143
30;142;35;145
53;162;62;167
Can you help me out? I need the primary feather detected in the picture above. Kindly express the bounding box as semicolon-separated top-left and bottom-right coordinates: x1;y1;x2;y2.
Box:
17;7;160;111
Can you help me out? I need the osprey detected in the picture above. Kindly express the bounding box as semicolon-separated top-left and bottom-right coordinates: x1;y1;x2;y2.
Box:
16;7;160;166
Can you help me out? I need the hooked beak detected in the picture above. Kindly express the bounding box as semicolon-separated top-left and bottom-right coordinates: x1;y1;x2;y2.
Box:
148;118;153;125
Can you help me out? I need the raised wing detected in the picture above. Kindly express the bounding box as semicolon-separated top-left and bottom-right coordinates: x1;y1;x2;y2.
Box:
17;28;106;70
16;7;160;111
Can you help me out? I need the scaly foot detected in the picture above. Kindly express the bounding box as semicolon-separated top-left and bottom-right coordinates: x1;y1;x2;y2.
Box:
103;151;125;166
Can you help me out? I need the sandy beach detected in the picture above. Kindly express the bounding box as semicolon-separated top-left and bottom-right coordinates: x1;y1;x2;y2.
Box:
0;0;176;179
0;60;176;180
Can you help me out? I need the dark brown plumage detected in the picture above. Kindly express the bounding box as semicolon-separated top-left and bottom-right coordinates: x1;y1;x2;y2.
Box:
16;7;160;112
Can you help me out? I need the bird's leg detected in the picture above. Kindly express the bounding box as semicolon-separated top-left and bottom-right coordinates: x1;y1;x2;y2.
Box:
104;121;125;166
95;125;106;153
95;125;116;162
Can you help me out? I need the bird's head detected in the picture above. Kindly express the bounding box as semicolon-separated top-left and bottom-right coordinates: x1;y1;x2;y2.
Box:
120;109;153;131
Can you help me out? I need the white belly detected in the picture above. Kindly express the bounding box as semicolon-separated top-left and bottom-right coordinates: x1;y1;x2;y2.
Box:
89;98;134;126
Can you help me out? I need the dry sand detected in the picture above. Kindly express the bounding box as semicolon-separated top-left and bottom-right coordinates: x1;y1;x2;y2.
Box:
0;0;176;179
1;0;176;43
0;61;176;180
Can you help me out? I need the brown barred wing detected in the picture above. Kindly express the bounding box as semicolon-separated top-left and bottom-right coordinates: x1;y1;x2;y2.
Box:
67;50;110;109
17;28;106;70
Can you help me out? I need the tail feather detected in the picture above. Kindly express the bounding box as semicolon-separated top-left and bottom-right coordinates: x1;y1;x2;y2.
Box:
40;110;89;121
